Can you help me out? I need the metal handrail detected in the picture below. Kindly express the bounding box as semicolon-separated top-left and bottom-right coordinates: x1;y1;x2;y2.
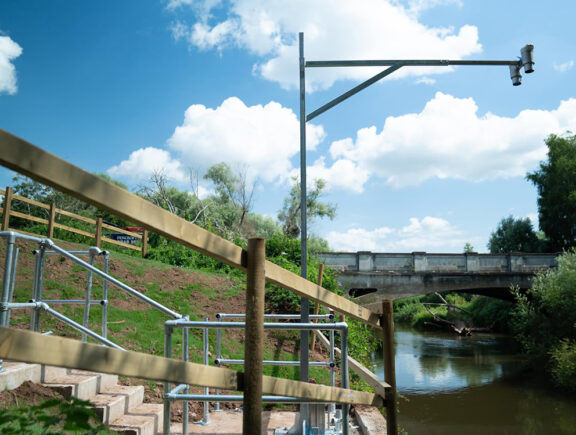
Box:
0;231;184;368
163;317;350;435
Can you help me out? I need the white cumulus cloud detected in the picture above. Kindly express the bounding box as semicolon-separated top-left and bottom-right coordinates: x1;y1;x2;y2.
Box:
166;96;324;184
108;97;324;186
327;93;576;189
0;36;23;95
107;147;187;182
327;216;473;252
170;0;482;90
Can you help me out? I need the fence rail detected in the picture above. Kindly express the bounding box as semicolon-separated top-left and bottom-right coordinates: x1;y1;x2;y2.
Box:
1;186;147;256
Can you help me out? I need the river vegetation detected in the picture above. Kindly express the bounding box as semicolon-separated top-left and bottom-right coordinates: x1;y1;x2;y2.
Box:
394;292;514;334
512;250;576;392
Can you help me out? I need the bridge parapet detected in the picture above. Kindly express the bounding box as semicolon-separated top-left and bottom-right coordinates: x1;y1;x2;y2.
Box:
319;251;558;273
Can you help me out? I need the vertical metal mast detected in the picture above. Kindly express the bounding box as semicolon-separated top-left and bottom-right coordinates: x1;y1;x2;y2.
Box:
298;31;310;427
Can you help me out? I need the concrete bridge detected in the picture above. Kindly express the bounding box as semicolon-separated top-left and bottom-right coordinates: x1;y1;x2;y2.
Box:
318;251;558;311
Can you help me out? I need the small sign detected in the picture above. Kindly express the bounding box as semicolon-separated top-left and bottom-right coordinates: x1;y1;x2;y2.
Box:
105;233;139;245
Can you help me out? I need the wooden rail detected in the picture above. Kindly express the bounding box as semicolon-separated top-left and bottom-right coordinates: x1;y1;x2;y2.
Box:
1;186;147;256
0;327;383;407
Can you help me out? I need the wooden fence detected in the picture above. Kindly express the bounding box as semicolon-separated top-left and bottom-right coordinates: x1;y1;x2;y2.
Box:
0;186;148;257
0;128;397;434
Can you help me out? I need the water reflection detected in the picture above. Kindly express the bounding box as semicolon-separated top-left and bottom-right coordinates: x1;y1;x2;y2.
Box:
371;325;576;434
378;327;518;394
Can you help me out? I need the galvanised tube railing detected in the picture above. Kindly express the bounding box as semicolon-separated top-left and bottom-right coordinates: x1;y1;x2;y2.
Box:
163;318;350;435
164;394;338;403
215;359;333;367
39;302;124;350
0;231;184;373
46;241;183;320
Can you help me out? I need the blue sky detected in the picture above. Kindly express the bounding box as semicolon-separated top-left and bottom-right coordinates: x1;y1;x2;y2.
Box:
1;0;574;253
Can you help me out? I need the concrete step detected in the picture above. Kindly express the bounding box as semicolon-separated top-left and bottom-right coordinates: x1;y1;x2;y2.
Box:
69;369;118;392
0;361;41;390
41;365;69;382
90;385;145;425
127;403;164;434
108;413;157;435
42;374;99;400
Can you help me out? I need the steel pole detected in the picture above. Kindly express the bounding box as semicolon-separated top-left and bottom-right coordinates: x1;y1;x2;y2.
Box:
298;31;310;430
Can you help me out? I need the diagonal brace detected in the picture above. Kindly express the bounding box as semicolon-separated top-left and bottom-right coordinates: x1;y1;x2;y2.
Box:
306;64;402;122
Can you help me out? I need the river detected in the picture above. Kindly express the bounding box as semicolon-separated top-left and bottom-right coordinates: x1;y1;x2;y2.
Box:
371;325;576;434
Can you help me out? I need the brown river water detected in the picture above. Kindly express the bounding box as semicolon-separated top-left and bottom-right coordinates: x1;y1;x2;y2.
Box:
372;325;576;434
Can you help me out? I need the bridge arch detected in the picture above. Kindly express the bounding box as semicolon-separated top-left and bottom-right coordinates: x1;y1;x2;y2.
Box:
319;251;558;310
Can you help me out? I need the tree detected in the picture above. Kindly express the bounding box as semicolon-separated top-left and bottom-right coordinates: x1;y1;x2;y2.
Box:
512;250;576;390
463;242;475;253
204;162;255;227
526;133;576;252
487;215;541;253
277;178;336;238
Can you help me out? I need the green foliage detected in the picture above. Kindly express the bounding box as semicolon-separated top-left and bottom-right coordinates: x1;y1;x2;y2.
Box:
526;133;576;252
0;397;109;434
411;306;446;329
277;177;336;238
147;238;235;273
394;296;426;323
512;250;576;390
264;233;340;313
550;339;576;391
346;318;379;367
468;296;514;331
463;242;475;253
488;215;541;253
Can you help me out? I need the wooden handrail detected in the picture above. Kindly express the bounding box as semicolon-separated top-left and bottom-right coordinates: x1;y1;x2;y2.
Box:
0;327;383;407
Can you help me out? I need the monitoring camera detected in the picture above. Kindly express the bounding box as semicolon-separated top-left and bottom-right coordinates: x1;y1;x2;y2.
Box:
521;44;535;73
509;64;522;86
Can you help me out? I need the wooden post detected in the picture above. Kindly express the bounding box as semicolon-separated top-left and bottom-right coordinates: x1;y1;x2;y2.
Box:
1;186;13;231
381;299;397;435
141;229;148;258
95;217;103;248
243;237;266;434
310;263;325;351
47;202;56;238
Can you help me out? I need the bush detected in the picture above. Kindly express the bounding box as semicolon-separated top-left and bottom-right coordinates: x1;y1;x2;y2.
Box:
512;250;576;390
468;296;514;332
0;397;109;434
550;339;576;391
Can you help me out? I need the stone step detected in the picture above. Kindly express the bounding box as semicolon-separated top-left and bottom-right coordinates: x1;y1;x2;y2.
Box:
42;374;99;400
90;385;146;425
0;361;41;390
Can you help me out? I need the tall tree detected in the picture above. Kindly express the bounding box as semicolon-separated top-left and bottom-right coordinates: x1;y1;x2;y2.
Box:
277;178;336;238
527;134;576;252
204;162;255;227
487;216;541;253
